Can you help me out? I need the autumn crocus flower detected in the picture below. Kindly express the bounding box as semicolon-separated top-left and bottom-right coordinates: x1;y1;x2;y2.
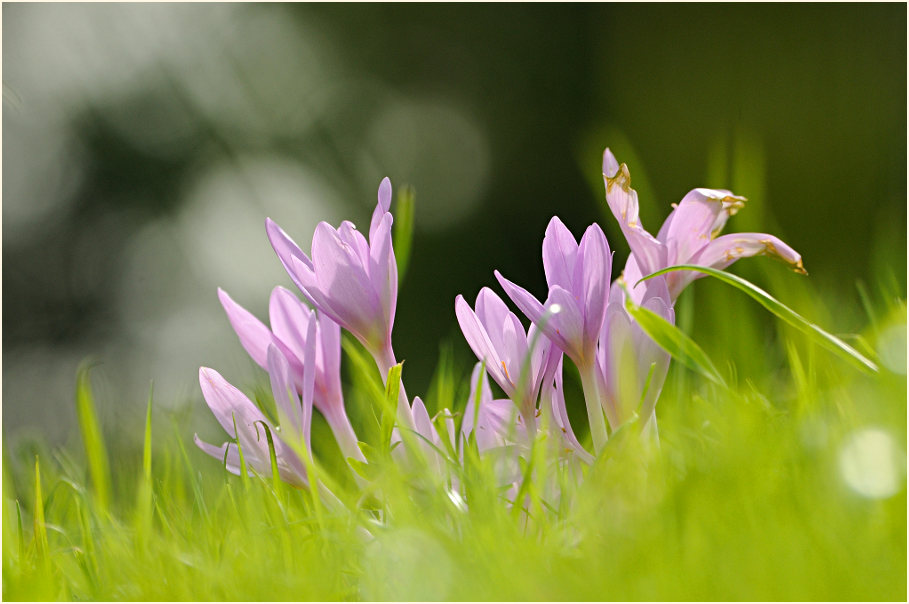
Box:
265;178;398;374
194;344;313;486
218;286;364;462
602;148;805;301
495;216;612;453
455;287;553;426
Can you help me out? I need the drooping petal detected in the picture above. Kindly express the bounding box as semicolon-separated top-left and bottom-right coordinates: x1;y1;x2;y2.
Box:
655;188;747;264
602;148;665;275
218;288;272;369
680;232;805;298
542;216;578;291
198;367;275;465
575;223;611;347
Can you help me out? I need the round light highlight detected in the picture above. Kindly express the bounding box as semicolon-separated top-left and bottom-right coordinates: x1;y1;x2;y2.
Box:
838;428;905;500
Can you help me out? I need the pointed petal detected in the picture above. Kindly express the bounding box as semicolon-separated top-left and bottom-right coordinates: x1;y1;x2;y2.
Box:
265;218;313;294
315;312;344;410
542;216;578;291
218;288;272;369
494;270;547;327
198;367;269;459
455;294;510;394
194;436;246;476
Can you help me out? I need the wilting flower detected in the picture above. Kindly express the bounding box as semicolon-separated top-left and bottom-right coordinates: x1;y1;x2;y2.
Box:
218;286;364;461
455;287;554;425
602;148;805;301
495;216;612;452
194;344;313;486
265;178;398;372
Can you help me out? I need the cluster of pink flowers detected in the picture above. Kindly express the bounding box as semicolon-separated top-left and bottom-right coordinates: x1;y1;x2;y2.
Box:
196;148;805;491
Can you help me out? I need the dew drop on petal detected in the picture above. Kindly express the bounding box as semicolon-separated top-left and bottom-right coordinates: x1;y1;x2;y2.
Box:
838;428;905;499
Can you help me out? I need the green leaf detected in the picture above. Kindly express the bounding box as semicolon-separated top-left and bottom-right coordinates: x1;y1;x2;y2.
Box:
75;363;111;514
638;264;880;374
622;286;727;388
381;363;404;454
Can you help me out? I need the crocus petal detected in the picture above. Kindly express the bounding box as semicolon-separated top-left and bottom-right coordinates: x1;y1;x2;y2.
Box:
681;232;805;298
267;344;304;445
544;286;586;363
338;221;371;269
218;288;272;369
547;359;594;464
634;295;673;423
368;212;397;338
656;188;747;264
455;294;510;394
602;148;665;275
575;223;611;347
494;270;547;327
265;217;313;295
268;286;313;368
370;177;393;241
198;367;273;462
316;312;343;405
311;222;383;344
542;216;578;291
194;436;247;476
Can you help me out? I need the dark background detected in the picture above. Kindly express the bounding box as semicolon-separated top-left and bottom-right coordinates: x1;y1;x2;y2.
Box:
3;4;906;443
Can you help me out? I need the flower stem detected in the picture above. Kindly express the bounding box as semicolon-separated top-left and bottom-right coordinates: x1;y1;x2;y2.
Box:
578;361;609;455
373;340;415;430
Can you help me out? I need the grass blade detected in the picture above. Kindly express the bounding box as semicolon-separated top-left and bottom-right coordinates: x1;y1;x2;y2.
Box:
622;286;727;388
33;457;49;559
638;264;880;373
75;364;111;514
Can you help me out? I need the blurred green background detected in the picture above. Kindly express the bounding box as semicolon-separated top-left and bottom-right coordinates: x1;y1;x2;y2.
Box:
3;3;906;443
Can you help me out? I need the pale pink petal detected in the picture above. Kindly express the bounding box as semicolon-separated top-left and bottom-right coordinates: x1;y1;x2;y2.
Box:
370;177;393;241
545;286;586;363
655;188;747;264
268;287;313;366
455;295;510;394
265;217;312;294
368;212;398;338
218;288;272;369
541;216;578;291
494;270;547;327
575;223;611;346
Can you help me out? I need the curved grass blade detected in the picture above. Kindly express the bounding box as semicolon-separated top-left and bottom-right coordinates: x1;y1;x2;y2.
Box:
622;284;727;388
638;264;879;373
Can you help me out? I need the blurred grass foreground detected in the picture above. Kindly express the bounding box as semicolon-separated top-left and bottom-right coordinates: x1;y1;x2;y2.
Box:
2;4;907;602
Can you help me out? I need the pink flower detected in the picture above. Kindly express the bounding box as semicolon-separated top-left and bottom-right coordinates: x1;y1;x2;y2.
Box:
602;148;805;301
265;178;398;369
194;345;312;487
218;286;363;461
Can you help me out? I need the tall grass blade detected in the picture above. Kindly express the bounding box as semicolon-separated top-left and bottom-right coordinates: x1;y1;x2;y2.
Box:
33;457;49;559
75;364;112;513
639;264;880;373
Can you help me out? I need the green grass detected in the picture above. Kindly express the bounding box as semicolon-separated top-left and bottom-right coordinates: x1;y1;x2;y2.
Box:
3;267;906;601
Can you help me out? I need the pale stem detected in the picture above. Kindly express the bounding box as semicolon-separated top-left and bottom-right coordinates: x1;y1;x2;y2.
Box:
372;339;415;430
578;359;609;455
324;404;366;462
